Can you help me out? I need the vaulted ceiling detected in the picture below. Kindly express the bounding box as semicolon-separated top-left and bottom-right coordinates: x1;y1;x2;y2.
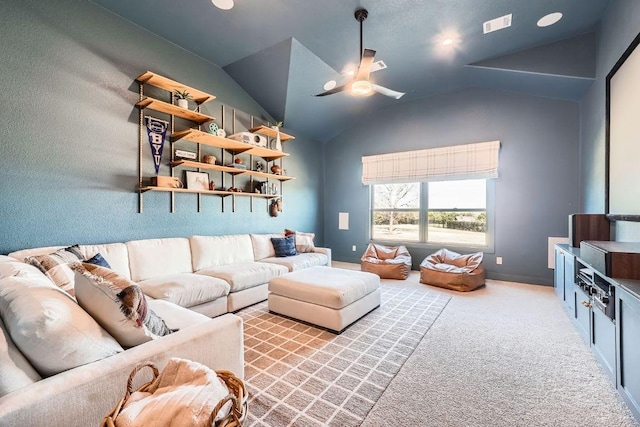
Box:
90;0;610;142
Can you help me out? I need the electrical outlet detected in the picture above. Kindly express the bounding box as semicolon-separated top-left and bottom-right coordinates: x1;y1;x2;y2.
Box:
496;257;503;265
352;245;357;252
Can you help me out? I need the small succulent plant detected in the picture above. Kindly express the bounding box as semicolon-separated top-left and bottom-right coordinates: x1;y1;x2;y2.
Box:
174;89;193;100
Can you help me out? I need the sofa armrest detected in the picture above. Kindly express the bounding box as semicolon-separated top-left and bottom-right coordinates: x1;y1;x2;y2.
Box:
314;247;332;267
0;314;243;427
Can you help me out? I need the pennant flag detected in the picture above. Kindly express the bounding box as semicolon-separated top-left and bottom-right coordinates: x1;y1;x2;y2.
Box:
145;116;169;174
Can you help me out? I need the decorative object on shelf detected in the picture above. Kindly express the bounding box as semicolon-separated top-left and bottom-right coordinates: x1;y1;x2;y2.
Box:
228;132;266;147
271;183;278;195
282;169;287;176
205;121;219;135
145;116;169;174
203;155;217;165
271;121;283;152
175;149;197;160
150;176;183;189
234;158;243;165
216;128;226;138
185;171;209;191
270;164;281;175
173;89;193;109
255;162;264;172
269;198;283;217
209;181;216;191
228;187;243;192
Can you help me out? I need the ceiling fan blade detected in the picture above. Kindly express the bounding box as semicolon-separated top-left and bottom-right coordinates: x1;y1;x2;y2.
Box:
371;84;405;99
314;82;351;97
355;49;376;82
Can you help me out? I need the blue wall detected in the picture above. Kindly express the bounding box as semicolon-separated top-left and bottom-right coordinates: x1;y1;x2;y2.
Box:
323;88;580;285
580;0;640;240
0;0;324;254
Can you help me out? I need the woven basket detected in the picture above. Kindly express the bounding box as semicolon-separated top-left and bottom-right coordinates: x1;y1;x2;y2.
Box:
101;362;248;427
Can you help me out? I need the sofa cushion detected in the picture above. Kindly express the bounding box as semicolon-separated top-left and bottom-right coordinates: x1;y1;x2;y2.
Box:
284;229;317;253
250;233;284;261
127;238;192;282
0;316;41;398
197;262;288;293
259;252;329;272
271;236;297;257
138;273;230;308
73;264;173;349
8;246;65;260
147;299;212;330
190;235;254;271
24;245;84;293
0;276;123;377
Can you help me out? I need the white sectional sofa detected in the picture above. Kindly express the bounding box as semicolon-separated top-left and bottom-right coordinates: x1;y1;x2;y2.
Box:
0;232;330;426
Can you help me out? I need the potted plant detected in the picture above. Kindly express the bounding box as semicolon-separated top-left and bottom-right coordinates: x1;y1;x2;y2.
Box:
174;89;193;109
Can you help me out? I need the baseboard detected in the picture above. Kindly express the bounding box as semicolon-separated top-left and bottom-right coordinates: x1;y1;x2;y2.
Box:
486;272;553;286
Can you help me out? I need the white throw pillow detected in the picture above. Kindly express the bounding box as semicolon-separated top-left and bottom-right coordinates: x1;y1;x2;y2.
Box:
0;276;123;377
73;264;174;349
284;229;316;253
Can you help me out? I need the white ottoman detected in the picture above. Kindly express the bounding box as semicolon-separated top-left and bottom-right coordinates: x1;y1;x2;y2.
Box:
268;266;381;334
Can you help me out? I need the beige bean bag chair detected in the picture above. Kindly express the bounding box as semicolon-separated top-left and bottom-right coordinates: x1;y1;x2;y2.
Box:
420;248;485;292
360;243;412;280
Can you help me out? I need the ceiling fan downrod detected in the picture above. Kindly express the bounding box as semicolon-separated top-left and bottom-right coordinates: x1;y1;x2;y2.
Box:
355;8;368;61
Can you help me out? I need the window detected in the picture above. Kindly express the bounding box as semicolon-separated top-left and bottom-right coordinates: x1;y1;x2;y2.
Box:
371;179;490;248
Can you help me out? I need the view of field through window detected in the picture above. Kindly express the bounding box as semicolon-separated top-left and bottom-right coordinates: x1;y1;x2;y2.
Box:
372;180;487;245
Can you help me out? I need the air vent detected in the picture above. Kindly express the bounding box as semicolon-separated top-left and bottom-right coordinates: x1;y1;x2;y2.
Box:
371;60;387;72
483;13;512;34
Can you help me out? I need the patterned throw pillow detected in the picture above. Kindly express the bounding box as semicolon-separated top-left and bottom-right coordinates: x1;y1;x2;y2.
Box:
25;245;84;293
284;229;316;253
271;236;298;257
71;263;173;348
84;253;111;268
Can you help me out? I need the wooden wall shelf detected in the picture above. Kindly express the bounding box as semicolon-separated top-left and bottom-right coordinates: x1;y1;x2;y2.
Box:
172;128;289;160
136;71;216;104
140;186;280;199
250;125;295;142
136;98;216;123
171;160;295;181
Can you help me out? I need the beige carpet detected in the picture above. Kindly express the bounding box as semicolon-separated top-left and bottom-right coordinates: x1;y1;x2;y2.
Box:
355;265;640;427
237;277;450;426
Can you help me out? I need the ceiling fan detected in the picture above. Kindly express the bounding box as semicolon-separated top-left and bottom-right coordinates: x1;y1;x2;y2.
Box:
314;8;405;100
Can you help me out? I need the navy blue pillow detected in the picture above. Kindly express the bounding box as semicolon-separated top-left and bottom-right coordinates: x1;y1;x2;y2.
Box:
271;236;297;257
84;253;111;269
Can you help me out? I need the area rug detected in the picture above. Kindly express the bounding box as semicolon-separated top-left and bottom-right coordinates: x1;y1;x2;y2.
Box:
236;283;450;426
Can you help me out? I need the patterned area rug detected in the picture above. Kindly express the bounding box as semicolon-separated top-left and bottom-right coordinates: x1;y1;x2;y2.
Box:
236;283;451;426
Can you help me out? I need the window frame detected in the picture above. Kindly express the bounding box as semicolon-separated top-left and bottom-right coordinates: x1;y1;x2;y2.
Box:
370;179;495;253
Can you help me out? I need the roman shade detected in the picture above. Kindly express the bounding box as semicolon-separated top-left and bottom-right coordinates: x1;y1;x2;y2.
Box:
361;140;500;185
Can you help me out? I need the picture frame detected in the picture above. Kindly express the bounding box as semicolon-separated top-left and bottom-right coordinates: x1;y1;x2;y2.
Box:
185;171;209;191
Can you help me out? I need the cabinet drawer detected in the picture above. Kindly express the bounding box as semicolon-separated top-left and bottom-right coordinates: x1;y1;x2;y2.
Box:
618;289;640;419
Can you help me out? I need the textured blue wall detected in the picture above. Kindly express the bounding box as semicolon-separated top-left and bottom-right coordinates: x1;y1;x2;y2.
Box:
0;0;324;254
580;0;640;240
323;88;580;285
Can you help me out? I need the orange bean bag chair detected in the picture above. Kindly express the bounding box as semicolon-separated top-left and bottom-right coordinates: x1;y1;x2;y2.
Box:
420;248;485;292
360;243;412;280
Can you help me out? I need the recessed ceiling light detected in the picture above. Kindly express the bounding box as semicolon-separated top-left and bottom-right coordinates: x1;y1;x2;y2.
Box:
537;12;562;27
323;80;337;91
442;38;454;46
212;0;234;10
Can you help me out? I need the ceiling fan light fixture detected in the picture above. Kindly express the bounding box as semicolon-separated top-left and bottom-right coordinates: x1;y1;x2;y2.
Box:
323;80;337;90
212;0;234;10
352;80;372;96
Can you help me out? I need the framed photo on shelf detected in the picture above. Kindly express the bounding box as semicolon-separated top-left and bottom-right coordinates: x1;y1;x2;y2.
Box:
185;171;209;191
